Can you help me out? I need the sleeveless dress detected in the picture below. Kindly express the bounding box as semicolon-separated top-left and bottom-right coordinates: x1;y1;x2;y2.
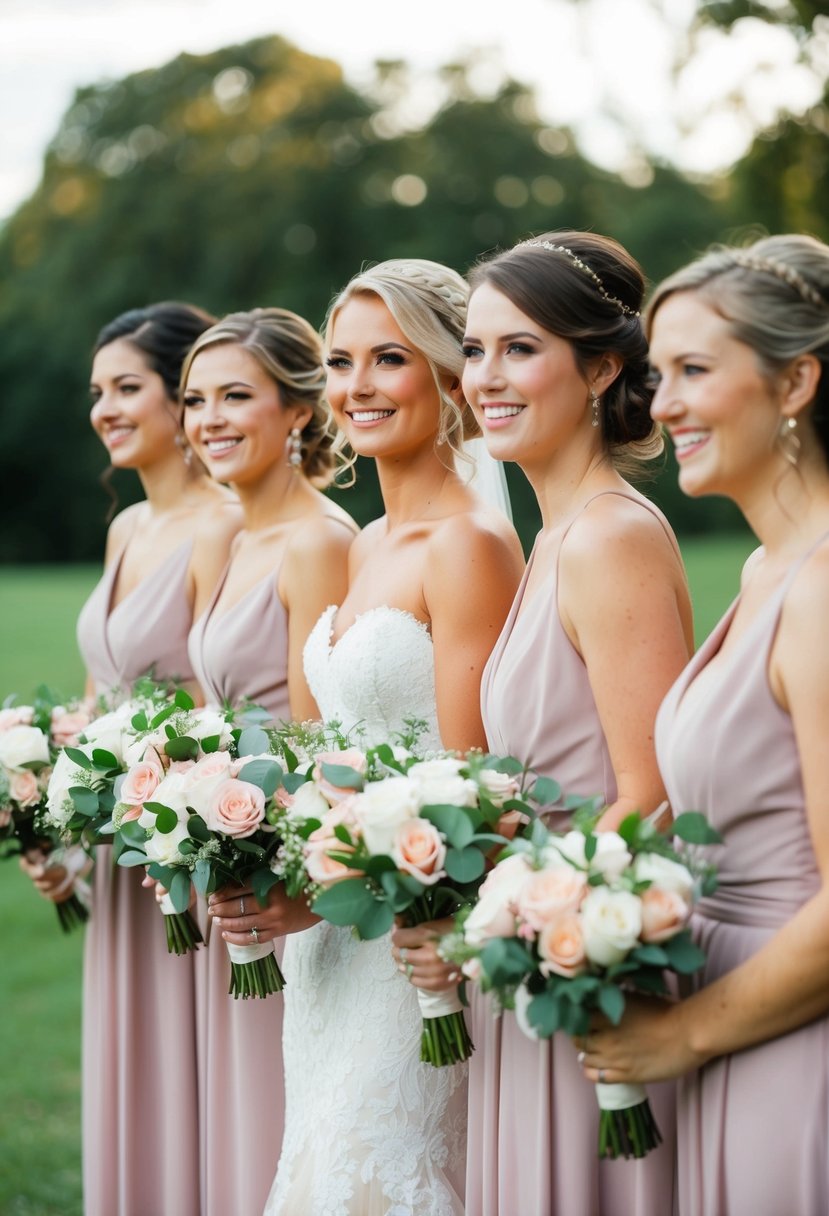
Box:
264;604;467;1216
655;537;829;1216
76;540;201;1216
188;567;291;1216
473;492;678;1216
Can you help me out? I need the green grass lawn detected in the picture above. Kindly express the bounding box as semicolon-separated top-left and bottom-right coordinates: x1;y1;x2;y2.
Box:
0;535;755;1215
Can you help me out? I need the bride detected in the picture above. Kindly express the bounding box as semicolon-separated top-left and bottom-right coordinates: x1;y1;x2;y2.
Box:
264;259;524;1215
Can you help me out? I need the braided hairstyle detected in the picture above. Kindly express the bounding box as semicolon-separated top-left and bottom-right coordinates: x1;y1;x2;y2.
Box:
646;234;829;464
181;308;338;487
324;258;479;465
468;230;662;472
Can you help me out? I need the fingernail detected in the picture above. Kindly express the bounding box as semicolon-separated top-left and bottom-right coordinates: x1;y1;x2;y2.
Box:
214;918;222;927
222;932;228;939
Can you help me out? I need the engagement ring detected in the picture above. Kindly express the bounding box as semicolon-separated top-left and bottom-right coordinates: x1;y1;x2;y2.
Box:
250;926;259;942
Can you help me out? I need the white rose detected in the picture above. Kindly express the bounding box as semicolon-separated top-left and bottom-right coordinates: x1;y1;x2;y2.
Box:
407;760;479;810
352;776;420;855
137;771;192;828
286;780;330;823
477;768;521;808
0;725;50;769
590;832;633;881
185;707;233;748
581;887;642;967
543;829;588;870
144;813;191;865
478;852;534;903
45;748;93;828
464;887;519;947
407;757;466;781
82;705;134;762
633;852;695;902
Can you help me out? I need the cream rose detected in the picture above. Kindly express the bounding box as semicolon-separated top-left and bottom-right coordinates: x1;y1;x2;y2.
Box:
407;758;479;810
45;748;93;828
464;888;519;947
82;703;136;761
543;829;588;870
538;913;588;978
590;832;633;881
517;866;588;931
137;771;192;827
284;779;330;822
313;749;368;805
0;725;50;769
581;887;642;967
633;852;695;902
9;768;41;806
392;818;446;885
640;887;691;943
144;813;191;865
478;852;534;903
205;779;265;838
352;776;420;855
477;768;521;808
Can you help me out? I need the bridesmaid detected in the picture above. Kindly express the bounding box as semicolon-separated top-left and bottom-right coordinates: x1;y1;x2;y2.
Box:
28;301;241;1216
461;231;694;1216
580;234;829;1216
179;307;357;1216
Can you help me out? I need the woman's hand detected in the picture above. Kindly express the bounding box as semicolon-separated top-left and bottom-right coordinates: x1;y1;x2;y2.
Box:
573;994;700;1086
19;851;76;904
209;882;319;945
391;918;460;993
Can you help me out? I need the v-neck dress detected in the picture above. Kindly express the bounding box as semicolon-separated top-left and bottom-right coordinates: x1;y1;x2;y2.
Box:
655;536;829;1216
470;492;678;1216
76;540;200;1216
187;567;290;1216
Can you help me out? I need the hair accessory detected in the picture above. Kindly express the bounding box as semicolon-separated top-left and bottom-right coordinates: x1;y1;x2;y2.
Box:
589;391;601;428
518;241;640;317
288;426;303;472
730;252;825;309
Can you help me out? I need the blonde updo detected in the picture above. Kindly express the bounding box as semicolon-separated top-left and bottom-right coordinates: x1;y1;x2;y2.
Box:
324;258;480;462
181;307;338;487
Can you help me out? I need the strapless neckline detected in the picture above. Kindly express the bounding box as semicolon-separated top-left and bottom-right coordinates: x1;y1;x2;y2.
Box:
322;603;432;652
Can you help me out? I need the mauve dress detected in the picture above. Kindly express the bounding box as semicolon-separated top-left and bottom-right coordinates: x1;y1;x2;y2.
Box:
188;568;289;1216
473;492;678;1216
76;540;201;1216
655;537;829;1216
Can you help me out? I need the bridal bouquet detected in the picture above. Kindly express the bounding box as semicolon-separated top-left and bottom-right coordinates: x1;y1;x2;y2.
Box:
1;691;94;931
113;694;288;995
272;744;544;1067
442;806;720;1158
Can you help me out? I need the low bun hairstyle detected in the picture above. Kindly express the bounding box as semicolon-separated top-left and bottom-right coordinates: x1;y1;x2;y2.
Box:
646;233;829;466
468;230;663;470
180;307;338;488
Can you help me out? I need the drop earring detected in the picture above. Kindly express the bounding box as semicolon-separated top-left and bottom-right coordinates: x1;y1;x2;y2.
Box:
287;426;303;472
778;416;800;468
590;391;601;428
175;432;194;469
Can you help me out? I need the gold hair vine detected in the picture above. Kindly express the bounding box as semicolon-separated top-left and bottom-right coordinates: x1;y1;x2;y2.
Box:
730;252;825;310
519;240;640;317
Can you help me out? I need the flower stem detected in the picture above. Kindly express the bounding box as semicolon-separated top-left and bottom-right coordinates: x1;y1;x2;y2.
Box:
55;893;90;934
228;954;286;999
598;1100;662;1160
164;910;204;956
420;1011;474;1067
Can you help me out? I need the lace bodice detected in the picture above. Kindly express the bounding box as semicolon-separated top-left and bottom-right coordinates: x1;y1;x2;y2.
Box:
303;605;443;752
265;604;466;1216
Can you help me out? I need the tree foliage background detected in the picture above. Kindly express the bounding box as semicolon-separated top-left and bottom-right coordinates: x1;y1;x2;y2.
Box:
1;2;826;560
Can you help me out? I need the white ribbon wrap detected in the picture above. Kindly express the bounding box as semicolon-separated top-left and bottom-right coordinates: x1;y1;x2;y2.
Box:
50;844;93;898
226;939;276;965
595;1081;648;1111
513;983;540;1041
416;987;464;1020
158;892;179;916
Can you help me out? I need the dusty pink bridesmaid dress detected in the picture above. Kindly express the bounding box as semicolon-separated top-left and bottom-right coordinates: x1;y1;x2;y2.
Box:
655;537;829;1216
77;540;201;1216
188;569;290;1216
473;492;677;1216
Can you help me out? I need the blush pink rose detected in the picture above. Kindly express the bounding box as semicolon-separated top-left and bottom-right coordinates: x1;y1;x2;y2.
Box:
538;913;587;978
0;707;33;731
303;800;362;885
313;749;368;805
51;709;92;749
517;866;587;932
640;887;691;943
206;779;266;838
10;768;40;807
392;818;446;885
120;758;164;807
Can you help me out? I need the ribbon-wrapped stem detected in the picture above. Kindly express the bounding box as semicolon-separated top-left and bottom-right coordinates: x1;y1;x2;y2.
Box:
596;1082;662;1160
158;891;203;956
225;939;285;999
416;986;474;1068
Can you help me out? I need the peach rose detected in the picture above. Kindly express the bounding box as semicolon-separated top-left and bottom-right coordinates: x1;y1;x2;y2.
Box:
517;866;587;932
464;888;519;947
640;887;691;943
304;800;362;885
51;709;92;749
206;778;266;838
392;817;446;885
313;749;368;805
538;913;587;978
10;768;40;807
120;758;164;807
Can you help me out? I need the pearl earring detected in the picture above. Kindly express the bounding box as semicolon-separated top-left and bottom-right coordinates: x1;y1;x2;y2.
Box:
589;392;601;428
288;426;303;472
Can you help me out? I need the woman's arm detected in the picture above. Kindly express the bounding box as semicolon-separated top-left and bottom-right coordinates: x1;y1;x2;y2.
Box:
558;499;693;830
581;549;829;1081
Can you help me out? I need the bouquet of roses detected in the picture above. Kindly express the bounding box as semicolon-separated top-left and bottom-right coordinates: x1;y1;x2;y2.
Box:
441;803;720;1158
271;744;550;1067
113;694;288;995
1;689;95;931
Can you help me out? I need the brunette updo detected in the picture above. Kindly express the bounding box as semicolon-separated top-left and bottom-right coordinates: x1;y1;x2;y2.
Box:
468;230;662;469
94;302;216;401
181;307;338;488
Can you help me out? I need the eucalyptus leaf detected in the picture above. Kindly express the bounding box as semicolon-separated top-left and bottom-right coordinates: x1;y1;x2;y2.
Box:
163;735;199;762
661;930;707;974
320;762;364;791
445;846;486;883
65;747;93;771
672;812;723;845
238;758;281;797
173;688;195;711
355;899;395;940
421;804;476;849
168;866;193;913
529;776;561;806
527;990;562;1036
237;726;271;758
91;748;119;770
313;877;378;926
69;786;99;816
193;858;211;895
154;806;179;835
597;984;626;1025
117;848;151;868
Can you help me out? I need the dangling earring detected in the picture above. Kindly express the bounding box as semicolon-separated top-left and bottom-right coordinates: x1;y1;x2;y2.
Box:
589;391;601;428
287;426;303;472
175;432;194;470
778;416;800;468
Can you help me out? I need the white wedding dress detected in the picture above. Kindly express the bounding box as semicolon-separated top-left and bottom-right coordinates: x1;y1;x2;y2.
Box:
264;605;467;1216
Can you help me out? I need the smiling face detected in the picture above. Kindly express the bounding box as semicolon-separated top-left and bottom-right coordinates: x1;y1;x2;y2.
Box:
325;293;445;461
182;341;304;486
89;338;180;469
462;282;597;470
649;291;784;501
